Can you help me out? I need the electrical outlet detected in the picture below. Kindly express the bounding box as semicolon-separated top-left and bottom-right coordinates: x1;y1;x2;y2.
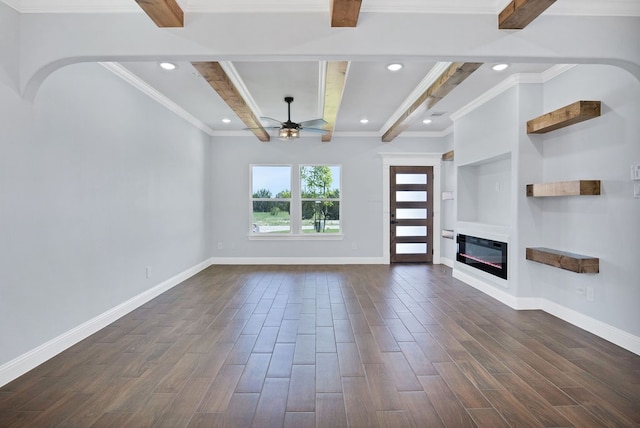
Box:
632;163;640;180
634;182;640;199
586;286;595;301
217;242;223;250
146;267;151;279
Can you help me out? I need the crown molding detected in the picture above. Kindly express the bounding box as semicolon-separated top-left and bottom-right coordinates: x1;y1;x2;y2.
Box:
450;66;575;122
99;62;216;136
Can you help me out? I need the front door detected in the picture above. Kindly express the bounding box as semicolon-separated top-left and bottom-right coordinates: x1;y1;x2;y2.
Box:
390;166;433;263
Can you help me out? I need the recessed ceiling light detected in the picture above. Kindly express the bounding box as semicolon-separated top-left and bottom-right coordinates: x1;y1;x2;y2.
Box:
492;63;509;71
360;119;369;124
159;62;177;71
422;119;433;124
222;118;231;123
387;63;403;71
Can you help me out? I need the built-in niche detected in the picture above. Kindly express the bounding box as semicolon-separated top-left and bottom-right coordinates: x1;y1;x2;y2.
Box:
457;153;512;227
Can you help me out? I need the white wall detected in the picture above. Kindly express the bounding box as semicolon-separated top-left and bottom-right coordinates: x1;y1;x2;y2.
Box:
0;2;18;90
452;64;640;348
209;135;449;262
0;62;212;368
535;65;640;337
440;133;456;265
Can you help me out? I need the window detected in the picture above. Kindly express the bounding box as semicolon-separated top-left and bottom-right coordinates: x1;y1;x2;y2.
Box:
300;165;341;234
251;165;291;234
251;164;341;236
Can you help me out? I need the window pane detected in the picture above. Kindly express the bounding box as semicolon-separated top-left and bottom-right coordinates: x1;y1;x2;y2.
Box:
396;191;427;202
252;166;291;198
300;165;340;198
396;226;427;237
396;173;426;184
301;201;340;233
396;243;427;254
252;201;291;233
396;208;427;219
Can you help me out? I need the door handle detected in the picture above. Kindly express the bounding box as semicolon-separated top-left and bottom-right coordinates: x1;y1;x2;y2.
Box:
390;220;399;225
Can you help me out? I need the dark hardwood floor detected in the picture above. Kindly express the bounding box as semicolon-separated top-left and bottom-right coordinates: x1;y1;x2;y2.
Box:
1;264;639;427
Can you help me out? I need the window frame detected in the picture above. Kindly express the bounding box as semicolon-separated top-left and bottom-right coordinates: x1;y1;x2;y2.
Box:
249;163;343;240
300;164;342;235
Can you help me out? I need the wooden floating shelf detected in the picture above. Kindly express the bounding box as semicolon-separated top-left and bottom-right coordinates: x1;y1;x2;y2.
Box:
442;150;454;161
526;180;600;197
526;247;599;273
527;100;601;134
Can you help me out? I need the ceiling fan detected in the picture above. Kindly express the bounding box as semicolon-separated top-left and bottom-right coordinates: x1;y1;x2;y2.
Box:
261;96;328;140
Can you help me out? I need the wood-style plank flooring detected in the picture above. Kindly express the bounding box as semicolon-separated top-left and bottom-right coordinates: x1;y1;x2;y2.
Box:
1;264;639;427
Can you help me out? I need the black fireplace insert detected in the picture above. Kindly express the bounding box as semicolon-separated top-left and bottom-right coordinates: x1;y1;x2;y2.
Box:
456;234;508;280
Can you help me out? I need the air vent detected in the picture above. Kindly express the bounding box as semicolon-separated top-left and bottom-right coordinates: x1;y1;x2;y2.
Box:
430;112;446;117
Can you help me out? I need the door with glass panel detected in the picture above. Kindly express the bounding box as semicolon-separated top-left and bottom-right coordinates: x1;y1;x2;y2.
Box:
390;166;433;263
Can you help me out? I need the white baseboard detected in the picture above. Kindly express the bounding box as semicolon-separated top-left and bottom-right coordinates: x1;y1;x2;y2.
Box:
453;269;538;310
540;299;640;356
440;257;454;268
211;256;386;265
0;258;215;388
453;268;640;356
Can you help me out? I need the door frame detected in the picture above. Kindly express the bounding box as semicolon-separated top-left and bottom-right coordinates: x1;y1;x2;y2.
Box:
381;153;442;265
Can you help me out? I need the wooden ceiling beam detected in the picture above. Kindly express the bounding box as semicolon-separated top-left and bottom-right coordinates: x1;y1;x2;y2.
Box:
331;0;362;27
499;0;556;29
134;0;184;27
322;61;349;143
381;62;482;143
192;62;270;142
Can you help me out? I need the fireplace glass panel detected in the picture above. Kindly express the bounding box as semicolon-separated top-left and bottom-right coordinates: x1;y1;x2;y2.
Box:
456;234;507;279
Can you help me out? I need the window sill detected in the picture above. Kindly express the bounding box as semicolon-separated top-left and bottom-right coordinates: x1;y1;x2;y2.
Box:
248;233;344;241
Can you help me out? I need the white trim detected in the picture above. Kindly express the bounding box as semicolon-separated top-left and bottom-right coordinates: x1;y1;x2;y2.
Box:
440;257;454;268
450;73;541;122
0;258;215;388
450;67;575;122
541;64;576;82
453;269;536;309
380;62;452;135
317;61;327;119
248;234;344;241
99;62;217;136
211;257;385;265
540;299;640;356
219;61;263;119
453;268;640;356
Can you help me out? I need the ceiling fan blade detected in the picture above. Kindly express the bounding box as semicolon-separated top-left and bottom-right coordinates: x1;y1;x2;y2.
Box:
260;116;284;125
301;127;330;134
244;126;281;130
298;118;327;128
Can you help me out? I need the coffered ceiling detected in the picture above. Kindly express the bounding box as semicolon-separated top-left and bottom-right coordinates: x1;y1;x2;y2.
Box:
3;0;639;142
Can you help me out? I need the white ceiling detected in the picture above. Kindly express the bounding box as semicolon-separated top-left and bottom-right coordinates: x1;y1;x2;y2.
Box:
4;0;640;141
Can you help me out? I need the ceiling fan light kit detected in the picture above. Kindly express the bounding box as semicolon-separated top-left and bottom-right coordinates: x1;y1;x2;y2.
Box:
278;128;300;141
259;96;329;141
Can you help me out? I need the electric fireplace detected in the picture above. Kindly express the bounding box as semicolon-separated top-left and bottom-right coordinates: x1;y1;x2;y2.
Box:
456;234;508;280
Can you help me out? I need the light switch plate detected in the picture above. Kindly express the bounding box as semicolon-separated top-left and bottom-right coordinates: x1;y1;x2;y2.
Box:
632;163;640;180
634;182;640;198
